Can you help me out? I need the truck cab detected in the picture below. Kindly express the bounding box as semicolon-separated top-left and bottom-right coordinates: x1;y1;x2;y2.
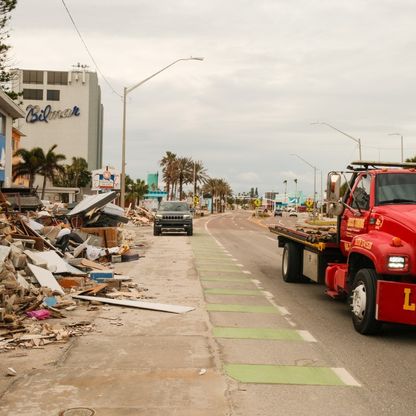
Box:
327;162;416;333
271;160;416;335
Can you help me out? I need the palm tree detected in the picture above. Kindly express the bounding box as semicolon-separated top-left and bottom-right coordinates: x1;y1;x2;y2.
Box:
12;147;44;189
69;157;90;187
202;178;218;213
160;151;177;200
125;176;148;207
53;157;91;188
192;160;209;197
37;144;66;199
202;178;232;213
176;157;193;200
216;178;232;213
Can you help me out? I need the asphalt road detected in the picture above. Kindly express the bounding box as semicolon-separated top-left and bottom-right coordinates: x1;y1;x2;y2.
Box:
199;210;416;416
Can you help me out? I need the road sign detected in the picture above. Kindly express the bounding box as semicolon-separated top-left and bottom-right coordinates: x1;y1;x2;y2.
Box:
254;198;261;207
193;196;200;205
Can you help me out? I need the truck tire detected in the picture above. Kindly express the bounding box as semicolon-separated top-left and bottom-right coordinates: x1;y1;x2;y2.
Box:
187;228;193;236
350;268;382;335
282;243;304;283
153;227;161;236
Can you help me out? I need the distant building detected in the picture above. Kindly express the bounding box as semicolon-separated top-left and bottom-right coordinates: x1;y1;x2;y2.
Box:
0;90;25;187
144;172;167;201
12;65;104;175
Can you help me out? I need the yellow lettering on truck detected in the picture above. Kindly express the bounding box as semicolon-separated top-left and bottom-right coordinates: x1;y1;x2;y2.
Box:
403;288;416;311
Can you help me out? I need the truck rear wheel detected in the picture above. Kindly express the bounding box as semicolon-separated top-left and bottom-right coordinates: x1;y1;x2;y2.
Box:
351;268;382;335
282;243;305;283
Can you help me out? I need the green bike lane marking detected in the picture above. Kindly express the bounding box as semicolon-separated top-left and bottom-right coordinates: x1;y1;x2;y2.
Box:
206;304;279;313
204;288;262;296
224;364;360;386
201;276;249;282
194;227;361;388
212;327;316;342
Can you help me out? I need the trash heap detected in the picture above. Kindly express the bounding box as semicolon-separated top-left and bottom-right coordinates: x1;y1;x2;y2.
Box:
0;191;147;352
126;206;155;226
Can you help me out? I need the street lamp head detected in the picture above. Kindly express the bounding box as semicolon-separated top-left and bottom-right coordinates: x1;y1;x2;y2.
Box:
189;56;204;61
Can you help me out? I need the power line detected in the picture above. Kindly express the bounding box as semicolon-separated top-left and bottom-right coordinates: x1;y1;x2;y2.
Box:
60;0;122;98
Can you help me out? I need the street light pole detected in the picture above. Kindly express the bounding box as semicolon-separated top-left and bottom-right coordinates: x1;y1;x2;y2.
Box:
120;56;204;208
388;133;404;162
312;121;362;160
294;178;298;211
290;153;317;215
283;180;288;205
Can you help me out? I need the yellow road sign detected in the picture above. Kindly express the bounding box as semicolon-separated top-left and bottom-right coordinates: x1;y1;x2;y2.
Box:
193;196;200;205
254;198;261;207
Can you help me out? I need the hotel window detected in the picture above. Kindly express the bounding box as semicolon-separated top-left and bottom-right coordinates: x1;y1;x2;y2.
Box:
23;89;43;100
23;70;44;84
47;71;68;85
47;89;60;101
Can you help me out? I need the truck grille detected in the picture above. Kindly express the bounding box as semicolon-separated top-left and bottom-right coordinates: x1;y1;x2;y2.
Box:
163;215;184;220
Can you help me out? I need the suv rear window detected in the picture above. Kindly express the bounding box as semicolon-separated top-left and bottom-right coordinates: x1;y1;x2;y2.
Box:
159;202;190;212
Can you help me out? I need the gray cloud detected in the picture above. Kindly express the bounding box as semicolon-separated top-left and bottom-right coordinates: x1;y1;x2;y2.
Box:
10;0;416;195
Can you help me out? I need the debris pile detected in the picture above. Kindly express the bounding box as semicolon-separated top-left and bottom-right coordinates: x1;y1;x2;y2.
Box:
0;190;145;352
126;206;154;226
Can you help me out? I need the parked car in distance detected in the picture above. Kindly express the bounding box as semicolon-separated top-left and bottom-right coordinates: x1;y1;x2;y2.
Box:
274;208;283;216
153;201;193;236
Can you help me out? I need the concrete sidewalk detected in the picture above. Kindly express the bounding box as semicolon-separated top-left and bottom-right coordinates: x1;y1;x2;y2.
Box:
0;222;230;415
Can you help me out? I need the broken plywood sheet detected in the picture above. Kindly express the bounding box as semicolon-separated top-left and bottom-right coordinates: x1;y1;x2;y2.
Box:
27;263;64;295
71;295;194;314
80;258;108;270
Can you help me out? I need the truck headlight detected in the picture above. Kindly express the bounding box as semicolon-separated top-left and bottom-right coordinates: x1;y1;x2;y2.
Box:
387;256;406;269
183;214;191;219
155;214;163;219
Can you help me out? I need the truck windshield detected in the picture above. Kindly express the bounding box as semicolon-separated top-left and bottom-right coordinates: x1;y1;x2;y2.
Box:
159;202;190;211
376;173;416;205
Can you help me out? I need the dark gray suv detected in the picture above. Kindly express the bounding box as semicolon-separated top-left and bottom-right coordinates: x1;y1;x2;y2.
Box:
154;201;193;236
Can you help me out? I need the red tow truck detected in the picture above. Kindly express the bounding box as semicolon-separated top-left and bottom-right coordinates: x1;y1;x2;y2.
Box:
269;161;416;334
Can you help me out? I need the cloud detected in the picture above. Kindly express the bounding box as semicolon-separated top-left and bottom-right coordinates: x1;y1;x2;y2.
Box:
10;0;416;196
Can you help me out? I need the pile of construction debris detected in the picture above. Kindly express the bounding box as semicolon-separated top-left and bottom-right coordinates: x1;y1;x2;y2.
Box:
126;206;154;226
0;191;147;352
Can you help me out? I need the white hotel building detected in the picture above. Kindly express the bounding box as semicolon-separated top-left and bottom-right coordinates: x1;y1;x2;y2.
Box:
12;66;104;173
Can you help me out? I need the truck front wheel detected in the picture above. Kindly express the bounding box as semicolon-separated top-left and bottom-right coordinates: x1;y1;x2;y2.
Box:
282;243;305;283
351;268;382;335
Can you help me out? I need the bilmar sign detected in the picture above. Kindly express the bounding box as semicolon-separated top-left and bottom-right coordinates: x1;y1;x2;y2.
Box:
26;104;80;123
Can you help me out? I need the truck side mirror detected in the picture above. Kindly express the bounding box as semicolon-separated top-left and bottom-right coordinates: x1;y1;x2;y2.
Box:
327;172;341;202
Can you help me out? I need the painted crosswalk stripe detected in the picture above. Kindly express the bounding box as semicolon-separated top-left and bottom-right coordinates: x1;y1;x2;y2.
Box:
224;364;360;386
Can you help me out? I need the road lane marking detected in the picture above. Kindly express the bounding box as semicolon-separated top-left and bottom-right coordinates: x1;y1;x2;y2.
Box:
297;330;317;342
224;364;357;386
206;304;279;313
243;271;252;275
266;236;277;242
331;368;361;387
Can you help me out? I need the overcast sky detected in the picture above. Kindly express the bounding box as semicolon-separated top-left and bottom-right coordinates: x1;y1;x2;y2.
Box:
9;0;416;196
